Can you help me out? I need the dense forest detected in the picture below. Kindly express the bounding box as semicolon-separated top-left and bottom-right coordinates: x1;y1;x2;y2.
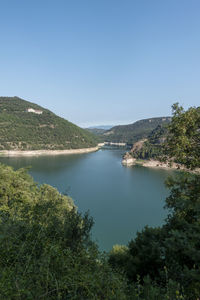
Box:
101;117;171;144
0;97;98;150
0;104;199;299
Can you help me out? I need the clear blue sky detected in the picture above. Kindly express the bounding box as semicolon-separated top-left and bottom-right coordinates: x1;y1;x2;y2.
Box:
0;0;200;127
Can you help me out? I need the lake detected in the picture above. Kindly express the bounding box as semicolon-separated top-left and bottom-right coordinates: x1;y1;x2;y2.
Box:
0;148;174;251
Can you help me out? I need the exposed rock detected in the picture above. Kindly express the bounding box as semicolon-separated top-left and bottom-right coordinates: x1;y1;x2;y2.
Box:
130;139;147;153
122;152;136;166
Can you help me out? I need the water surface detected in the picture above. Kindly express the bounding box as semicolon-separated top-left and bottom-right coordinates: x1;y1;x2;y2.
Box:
0;149;173;251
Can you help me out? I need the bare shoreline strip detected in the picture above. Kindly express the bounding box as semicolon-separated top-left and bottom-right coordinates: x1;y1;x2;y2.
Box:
139;160;200;173
0;146;99;157
123;157;200;173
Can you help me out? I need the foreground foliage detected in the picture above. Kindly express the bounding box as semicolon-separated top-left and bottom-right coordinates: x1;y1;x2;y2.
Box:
0;164;127;299
165;103;200;169
109;173;200;299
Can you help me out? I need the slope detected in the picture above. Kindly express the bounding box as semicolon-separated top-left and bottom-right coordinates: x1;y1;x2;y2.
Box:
0;97;97;150
102;117;171;144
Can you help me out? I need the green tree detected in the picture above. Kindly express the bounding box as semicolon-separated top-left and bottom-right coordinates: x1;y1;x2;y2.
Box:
0;164;127;299
163;104;200;296
165;103;200;169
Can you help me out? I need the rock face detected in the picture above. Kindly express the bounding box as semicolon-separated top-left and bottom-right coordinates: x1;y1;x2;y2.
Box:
130;139;147;153
122;152;136;166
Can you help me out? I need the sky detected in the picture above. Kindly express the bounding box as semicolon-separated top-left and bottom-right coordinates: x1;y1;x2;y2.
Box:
0;0;200;127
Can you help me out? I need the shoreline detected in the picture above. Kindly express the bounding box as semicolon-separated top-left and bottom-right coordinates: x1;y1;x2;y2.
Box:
134;159;184;170
122;156;185;170
0;146;99;157
122;156;200;173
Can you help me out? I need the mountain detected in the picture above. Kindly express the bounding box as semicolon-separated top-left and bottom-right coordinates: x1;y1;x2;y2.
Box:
102;117;171;144
86;125;114;136
0;97;98;150
86;128;106;136
88;125;114;130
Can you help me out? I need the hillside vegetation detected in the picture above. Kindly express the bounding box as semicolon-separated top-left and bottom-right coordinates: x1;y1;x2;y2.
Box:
86;127;106;136
130;123;168;160
0;97;97;150
102;117;171;144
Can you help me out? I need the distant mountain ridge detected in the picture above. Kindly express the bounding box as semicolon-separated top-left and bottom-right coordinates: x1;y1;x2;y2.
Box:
0;97;97;150
102;117;171;144
88;125;114;130
86;125;114;136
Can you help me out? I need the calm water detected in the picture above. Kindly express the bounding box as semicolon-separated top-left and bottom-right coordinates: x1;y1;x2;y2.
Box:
0;149;173;251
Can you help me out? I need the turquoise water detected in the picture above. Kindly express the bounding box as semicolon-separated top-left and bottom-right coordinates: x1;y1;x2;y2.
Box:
0;149;173;251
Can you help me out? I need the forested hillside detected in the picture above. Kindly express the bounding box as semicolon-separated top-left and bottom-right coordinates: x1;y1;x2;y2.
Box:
0;97;97;150
130;123;168;160
102;117;171;144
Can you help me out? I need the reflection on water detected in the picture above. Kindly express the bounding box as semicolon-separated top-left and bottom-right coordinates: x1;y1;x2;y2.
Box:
0;149;173;251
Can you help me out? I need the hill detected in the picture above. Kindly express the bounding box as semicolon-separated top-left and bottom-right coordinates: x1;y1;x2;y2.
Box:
88;125;113;130
130;124;169;160
86;125;114;137
0;97;98;150
102;117;171;144
86;127;106;136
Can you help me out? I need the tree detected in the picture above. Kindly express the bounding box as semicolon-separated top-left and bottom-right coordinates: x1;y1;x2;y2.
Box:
163;104;200;296
0;164;127;299
165;103;200;169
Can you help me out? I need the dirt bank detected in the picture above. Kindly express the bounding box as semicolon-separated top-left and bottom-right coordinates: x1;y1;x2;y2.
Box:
0;146;99;157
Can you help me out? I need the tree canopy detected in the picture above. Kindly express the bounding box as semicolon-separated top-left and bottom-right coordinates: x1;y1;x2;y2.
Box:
0;164;127;299
165;103;200;169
